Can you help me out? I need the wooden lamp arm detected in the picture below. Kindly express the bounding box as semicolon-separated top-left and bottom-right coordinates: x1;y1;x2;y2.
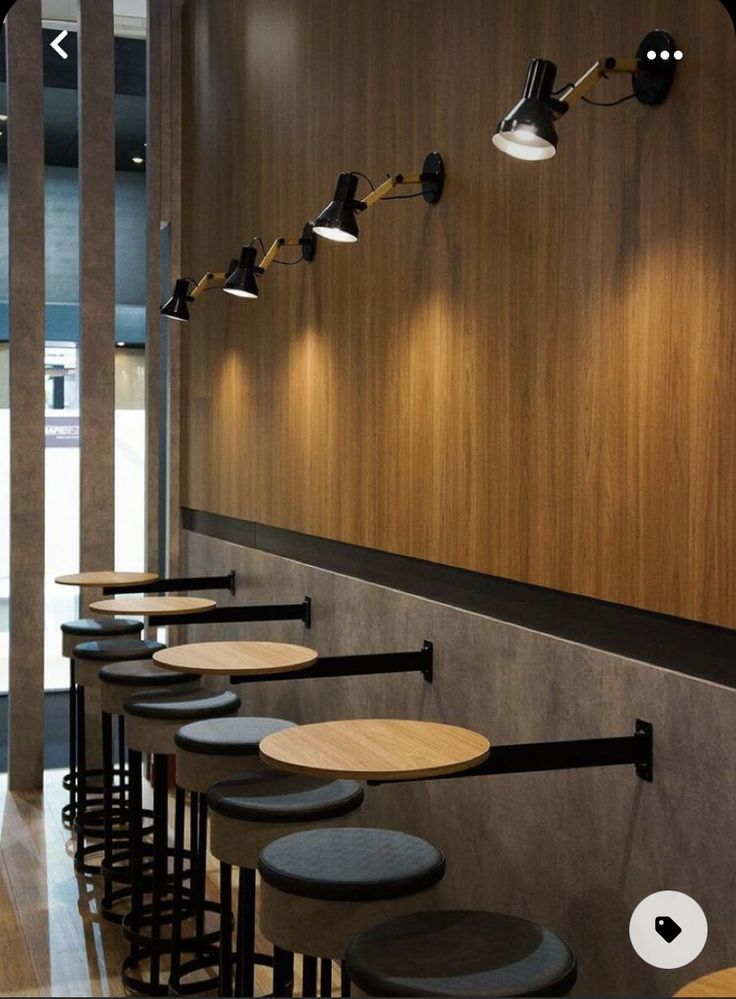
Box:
559;56;641;109
188;270;229;300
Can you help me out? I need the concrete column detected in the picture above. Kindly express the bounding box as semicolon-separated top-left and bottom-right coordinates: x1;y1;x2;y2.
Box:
78;0;116;763
79;0;116;576
7;0;46;790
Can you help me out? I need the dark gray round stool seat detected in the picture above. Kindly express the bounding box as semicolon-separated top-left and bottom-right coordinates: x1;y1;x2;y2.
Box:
259;828;445;902
62;617;144;638
175;716;296;756
74;638;166;662
208;771;364;824
100;659;198;687
124;687;241;720
175;718;295;795
344;910;578;997
99;659;200;716
124;688;242;764
61;618;144;659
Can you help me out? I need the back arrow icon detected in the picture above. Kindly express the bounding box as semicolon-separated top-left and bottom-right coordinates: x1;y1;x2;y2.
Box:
50;30;69;60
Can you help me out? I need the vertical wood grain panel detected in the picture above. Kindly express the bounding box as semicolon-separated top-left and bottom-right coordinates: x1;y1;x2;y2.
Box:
148;0;182;585
7;0;45;789
79;0;115;575
167;0;184;577
146;0;164;575
180;0;736;629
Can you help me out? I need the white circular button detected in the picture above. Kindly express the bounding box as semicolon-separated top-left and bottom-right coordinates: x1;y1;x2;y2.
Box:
629;891;708;969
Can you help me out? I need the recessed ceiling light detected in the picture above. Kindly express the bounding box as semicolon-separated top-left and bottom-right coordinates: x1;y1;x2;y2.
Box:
132;156;144;165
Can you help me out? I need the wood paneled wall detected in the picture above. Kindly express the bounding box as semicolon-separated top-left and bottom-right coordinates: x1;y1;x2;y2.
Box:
180;0;736;629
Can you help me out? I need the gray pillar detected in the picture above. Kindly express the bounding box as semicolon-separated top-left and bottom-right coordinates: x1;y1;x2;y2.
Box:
79;0;116;576
78;0;116;763
7;0;46;790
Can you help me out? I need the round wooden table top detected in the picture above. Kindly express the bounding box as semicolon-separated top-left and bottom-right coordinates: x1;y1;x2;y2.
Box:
89;596;216;617
675;969;736;997
259;718;491;781
153;641;318;677
55;570;160;587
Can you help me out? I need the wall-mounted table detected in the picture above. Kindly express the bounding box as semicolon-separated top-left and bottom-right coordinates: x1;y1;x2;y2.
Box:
259;718;492;781
56;571;160;588
90;596;217;617
675;969;736;997
154;640;318;677
260;717;654;785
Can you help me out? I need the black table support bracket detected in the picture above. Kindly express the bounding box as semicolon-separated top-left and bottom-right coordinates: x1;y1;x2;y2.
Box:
102;569;237;596
368;719;653;785
231;639;433;685
153;595;312;629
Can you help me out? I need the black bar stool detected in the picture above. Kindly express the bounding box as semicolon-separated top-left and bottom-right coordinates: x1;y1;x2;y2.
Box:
60;617;143;825
343;910;578;997
121;686;241;997
207;772;365;998
71;637;166;877
170;716;297;995
97;659;202;924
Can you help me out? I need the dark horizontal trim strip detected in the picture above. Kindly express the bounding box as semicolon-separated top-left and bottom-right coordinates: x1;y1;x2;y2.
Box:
182;508;736;690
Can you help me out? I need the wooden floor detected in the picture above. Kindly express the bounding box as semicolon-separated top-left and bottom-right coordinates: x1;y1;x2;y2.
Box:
0;770;296;997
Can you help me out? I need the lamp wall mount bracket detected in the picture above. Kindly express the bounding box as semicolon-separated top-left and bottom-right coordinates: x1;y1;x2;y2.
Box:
420;151;444;203
632;29;677;105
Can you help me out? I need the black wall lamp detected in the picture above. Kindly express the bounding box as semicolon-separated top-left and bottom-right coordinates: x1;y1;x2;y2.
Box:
160;259;238;322
312;151;444;243
224;224;317;299
493;29;682;161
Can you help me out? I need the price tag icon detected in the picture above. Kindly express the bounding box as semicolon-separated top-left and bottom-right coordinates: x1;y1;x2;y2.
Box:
655;916;682;943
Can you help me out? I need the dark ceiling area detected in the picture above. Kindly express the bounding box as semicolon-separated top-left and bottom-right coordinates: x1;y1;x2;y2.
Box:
0;27;146;172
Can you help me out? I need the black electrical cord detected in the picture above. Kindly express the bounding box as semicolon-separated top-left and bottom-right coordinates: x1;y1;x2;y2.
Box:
273;254;305;266
350;170;376;191
552;80;655;107
581;89;648;106
383;190;430;200
247;236;268;254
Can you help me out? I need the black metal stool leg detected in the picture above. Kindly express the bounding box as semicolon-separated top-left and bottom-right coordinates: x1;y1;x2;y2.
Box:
320;958;332;997
149;753;169;991
74;685;87;872
273;947;294;998
196;793;208;947
128;748;144;959
219;861;233;997
101;710;115;911
169;785;187;992
303;955;318;997
340;961;351;998
233;867;255;997
63;658;77;825
189;791;199;897
118;714;127;805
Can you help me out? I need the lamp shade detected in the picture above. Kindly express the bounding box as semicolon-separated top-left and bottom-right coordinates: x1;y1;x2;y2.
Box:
493;58;559;161
312;172;361;242
223;245;260;299
160;278;191;322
